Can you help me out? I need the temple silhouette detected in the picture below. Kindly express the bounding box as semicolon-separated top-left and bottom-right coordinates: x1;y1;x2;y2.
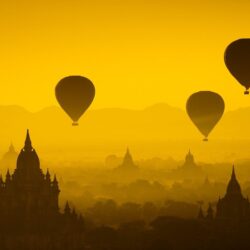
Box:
216;166;250;220
172;150;204;179
1;142;18;171
1;133;250;250
114;148;139;172
198;166;250;220
181;150;202;171
0;130;84;250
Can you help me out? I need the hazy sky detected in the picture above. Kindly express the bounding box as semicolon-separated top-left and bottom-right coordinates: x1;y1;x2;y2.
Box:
1;0;250;111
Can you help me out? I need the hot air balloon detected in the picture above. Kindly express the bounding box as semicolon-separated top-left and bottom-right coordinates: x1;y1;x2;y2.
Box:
225;39;250;95
186;91;225;141
55;76;95;126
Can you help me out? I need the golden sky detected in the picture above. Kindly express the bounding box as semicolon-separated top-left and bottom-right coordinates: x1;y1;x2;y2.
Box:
1;0;250;111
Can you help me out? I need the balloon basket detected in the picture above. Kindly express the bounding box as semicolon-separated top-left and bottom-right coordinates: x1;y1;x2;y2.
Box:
72;122;79;126
203;138;208;142
244;90;249;95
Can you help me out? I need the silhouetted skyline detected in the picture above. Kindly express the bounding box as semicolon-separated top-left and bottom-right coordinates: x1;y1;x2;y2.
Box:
1;1;250;249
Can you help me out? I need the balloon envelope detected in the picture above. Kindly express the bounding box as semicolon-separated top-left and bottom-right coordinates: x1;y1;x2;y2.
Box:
186;91;225;140
225;39;250;94
55;76;95;125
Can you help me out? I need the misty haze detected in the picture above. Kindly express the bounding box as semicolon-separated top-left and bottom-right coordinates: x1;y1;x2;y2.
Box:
2;0;250;249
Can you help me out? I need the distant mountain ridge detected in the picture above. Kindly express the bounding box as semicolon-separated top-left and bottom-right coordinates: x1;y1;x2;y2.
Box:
0;103;249;161
0;102;249;140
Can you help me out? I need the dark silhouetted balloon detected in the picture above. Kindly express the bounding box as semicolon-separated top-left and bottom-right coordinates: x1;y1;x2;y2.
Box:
186;91;225;141
225;39;250;95
55;76;95;126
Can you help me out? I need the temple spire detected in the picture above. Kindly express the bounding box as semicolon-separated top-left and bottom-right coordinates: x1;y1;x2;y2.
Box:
9;142;15;153
64;201;71;215
185;149;194;165
231;165;236;179
6;169;11;184
226;165;242;196
121;147;137;168
125;147;130;157
46;169;51;182
24;129;32;150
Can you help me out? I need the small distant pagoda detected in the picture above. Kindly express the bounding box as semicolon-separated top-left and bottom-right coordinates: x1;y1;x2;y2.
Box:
172;150;204;179
1;143;18;171
114;148;139;172
182;150;199;169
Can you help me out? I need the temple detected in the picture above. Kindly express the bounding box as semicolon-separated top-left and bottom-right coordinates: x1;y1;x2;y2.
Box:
173;150;203;179
114;148;139;172
0;130;84;249
1;142;18;171
182;150;201;170
216;166;250;220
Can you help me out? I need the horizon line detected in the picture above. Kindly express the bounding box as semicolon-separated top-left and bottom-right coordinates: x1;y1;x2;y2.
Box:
0;102;248;114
